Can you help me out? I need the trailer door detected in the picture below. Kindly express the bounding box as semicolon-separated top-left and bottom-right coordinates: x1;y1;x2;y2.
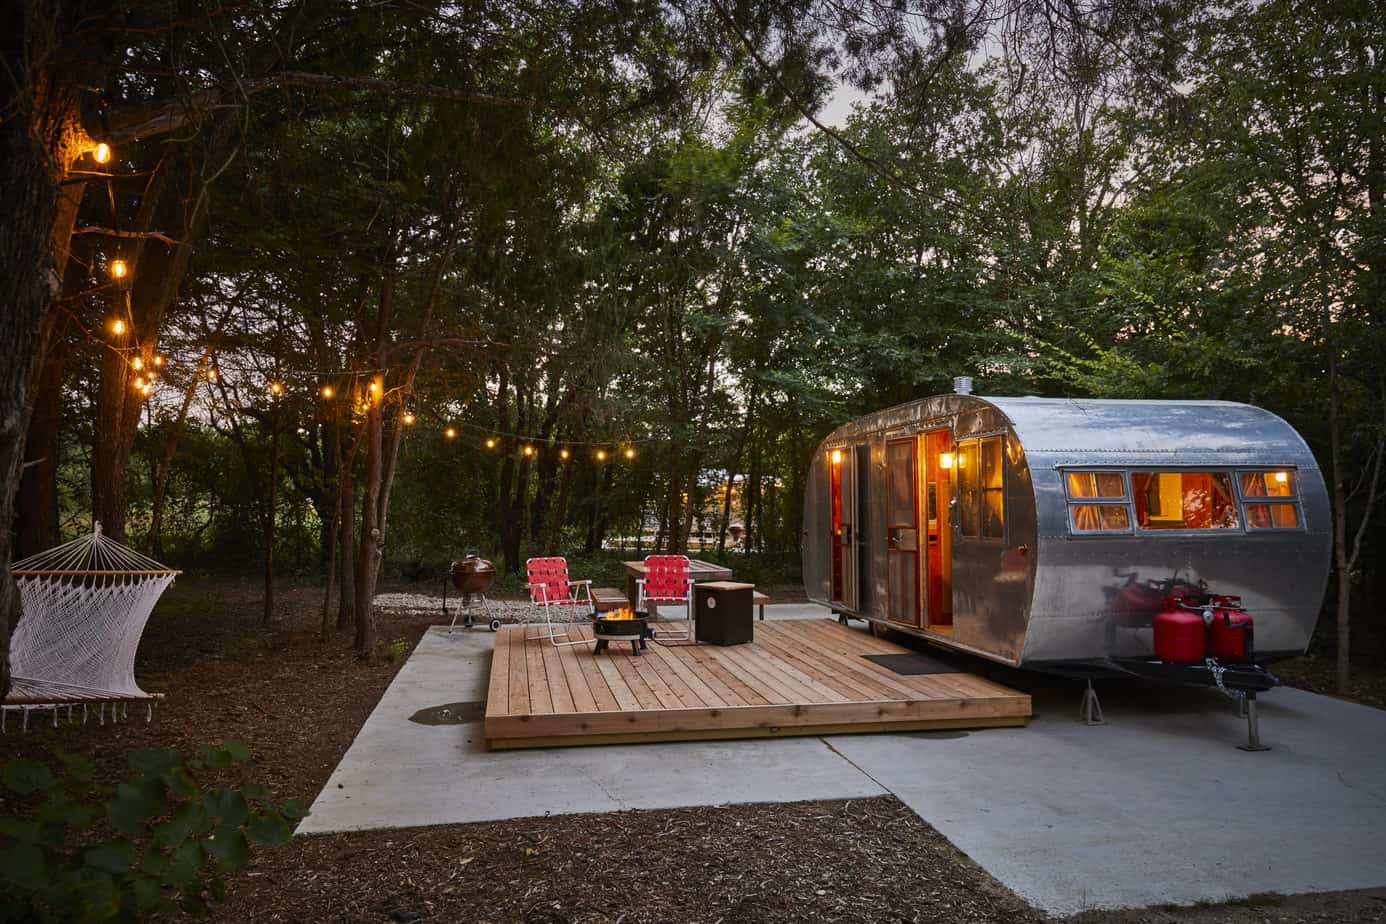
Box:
886;437;921;626
829;447;860;609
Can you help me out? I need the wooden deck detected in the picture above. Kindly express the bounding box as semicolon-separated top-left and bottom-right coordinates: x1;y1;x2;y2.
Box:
483;618;1031;749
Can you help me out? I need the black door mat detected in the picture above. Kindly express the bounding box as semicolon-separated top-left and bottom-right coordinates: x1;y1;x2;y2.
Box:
863;652;963;675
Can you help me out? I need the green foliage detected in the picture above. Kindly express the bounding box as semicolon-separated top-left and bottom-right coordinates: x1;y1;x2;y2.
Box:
0;743;306;922
382;638;410;664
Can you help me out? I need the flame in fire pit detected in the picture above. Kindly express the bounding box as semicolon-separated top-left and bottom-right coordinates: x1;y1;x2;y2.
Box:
598;608;638;621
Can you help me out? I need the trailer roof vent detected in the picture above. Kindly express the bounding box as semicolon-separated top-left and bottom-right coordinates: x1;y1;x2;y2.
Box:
953;375;974;395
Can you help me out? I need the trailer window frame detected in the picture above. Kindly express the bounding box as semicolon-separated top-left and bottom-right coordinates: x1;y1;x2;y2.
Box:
957;433;1007;543
1062;469;1134;536
1235;467;1304;532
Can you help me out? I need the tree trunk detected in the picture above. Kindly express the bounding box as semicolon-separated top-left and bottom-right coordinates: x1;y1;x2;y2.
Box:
355;399;384;655
16;354;64;559
336;457;358;630
263;404;281;627
149;346;213;555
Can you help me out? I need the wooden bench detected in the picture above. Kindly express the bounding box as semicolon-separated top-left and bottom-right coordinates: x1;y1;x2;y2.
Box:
591;587;631;613
754;591;771;620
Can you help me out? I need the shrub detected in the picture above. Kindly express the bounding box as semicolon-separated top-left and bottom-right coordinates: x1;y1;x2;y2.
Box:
0;742;306;921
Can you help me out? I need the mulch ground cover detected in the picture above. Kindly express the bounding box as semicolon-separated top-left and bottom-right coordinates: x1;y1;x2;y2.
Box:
2;576;1383;923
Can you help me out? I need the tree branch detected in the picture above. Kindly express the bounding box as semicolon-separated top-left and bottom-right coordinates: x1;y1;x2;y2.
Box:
105;71;538;144
72;226;184;247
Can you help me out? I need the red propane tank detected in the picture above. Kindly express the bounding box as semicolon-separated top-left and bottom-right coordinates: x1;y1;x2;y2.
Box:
1207;596;1254;662
1154;597;1206;663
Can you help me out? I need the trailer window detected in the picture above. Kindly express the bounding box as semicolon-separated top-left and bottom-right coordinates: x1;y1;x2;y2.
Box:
1132;472;1241;530
1239;470;1301;530
958;440;980;537
981;436;1005;539
1064;470;1131;533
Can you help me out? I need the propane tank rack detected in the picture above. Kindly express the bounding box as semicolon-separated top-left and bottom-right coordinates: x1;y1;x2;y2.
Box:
1110;657;1279;751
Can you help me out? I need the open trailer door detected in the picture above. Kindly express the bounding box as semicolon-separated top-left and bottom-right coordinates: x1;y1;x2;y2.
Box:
830;446;860;610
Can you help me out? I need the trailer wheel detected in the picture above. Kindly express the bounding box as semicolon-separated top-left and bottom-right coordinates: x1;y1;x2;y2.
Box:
489;619;501;632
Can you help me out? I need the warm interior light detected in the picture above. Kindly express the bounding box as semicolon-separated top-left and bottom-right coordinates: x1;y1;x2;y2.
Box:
111;318;126;336
596;449;607;461
624;447;636;460
403;412;415;425
485;437;497;449
93;142;111;164
1273;471;1288;484
445;426;457;439
830;449;842;465
522;445;535;457
939;451;954;470
132;356;143;370
269;382;283;396
559;448;570;460
320;385;334;399
110;259;128;279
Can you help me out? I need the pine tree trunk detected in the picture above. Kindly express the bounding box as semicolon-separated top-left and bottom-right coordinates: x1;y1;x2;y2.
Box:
355;401;384;655
263;405;281;627
16;355;64;559
337;455;358;629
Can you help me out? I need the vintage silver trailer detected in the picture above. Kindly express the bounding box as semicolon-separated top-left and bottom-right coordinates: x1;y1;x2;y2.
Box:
802;386;1331;672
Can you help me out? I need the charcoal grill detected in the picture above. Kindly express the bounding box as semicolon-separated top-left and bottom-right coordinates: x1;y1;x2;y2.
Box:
443;553;500;631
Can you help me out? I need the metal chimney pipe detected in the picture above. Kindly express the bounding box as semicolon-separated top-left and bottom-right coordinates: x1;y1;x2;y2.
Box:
953;375;974;395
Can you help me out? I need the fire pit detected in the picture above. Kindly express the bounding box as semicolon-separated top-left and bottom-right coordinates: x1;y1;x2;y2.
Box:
593;609;652;655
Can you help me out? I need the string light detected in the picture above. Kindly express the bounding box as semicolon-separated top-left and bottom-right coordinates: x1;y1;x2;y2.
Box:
93;142;112;164
141;383;152;396
320;385;335;399
402;411;416;425
207;367;218;381
133;376;144;389
109;259;128;280
110;319;126;336
132;356;143;370
624;447;636;460
522;445;535;457
596;450;607;462
445;426;457;439
269;382;283;397
485;438;496;449
559;448;570;460
153;355;163;367
369;379;382;398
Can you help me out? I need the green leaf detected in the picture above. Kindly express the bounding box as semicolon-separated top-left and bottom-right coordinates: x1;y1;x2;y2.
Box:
107;780;165;835
3;759;54;795
204;826;249;869
127;750;181;779
162;766;199;801
167;839;203;891
55;750;96;784
0;843;47;890
72;868;119;923
222;740;252;764
240;782;268;800
279;799;309;820
209;876;227;901
208;789;248;828
130;874;166;913
83;841;134;876
153;800;201;847
0;817;39;843
246;811;291;846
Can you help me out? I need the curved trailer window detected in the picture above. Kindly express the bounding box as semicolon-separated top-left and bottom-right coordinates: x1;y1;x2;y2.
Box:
1066;471;1131;532
1239;470;1301;529
1133;472;1240;530
958;436;1005;540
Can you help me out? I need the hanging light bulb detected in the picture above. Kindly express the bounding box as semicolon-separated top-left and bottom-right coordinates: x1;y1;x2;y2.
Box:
132;356;143;370
445;426;457;439
596;449;607;462
93;142;112;164
133;376;145;390
110;318;126;336
485;437;497;449
207;367;218;381
369;379;382;399
624;447;636;460
153;354;163;367
559;448;570;460
269;381;283;397
320;385;335;399
402;411;416;425
141;383;152;396
109;259;128;280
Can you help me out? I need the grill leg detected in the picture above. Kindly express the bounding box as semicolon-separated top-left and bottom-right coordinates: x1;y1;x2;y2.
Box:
1237;692;1271;751
1080;680;1105;726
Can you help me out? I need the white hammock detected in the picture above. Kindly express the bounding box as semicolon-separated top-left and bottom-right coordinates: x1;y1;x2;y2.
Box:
7;523;178;723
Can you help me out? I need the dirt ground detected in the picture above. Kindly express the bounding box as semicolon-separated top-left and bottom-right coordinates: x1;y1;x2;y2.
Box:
2;576;1383;923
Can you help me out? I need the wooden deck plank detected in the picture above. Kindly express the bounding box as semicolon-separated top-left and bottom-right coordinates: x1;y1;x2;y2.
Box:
486;621;510;716
553;629;599;713
484;619;1031;749
506;627;530;717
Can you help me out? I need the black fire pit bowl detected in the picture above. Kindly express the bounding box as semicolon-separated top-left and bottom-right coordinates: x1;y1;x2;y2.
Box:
592;612;652;655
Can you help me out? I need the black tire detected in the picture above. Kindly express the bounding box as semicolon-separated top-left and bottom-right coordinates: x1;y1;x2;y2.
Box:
489;619;501;632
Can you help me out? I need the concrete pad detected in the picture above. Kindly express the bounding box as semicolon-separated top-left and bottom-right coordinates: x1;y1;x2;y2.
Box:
298;626;884;834
827;681;1386;915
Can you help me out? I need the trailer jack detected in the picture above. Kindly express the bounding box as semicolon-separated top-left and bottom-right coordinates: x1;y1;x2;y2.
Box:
1237;692;1270;752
